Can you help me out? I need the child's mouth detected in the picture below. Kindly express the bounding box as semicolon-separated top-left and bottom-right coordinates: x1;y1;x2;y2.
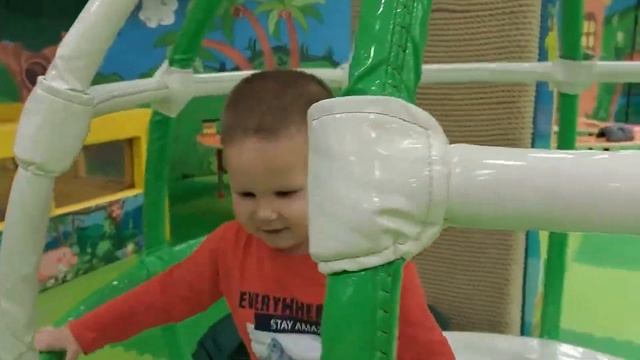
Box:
262;228;286;234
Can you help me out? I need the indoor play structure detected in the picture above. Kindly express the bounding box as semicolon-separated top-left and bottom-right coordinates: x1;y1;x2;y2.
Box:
0;0;639;360
563;0;640;150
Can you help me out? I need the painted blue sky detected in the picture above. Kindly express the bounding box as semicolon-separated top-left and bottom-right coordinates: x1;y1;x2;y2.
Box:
99;0;351;79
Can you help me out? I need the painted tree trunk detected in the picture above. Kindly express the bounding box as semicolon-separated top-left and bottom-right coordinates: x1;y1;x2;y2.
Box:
283;12;300;68
239;6;277;70
202;39;253;70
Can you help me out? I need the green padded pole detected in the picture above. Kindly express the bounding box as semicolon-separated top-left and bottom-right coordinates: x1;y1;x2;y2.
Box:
540;0;583;340
321;1;432;359
342;1;430;103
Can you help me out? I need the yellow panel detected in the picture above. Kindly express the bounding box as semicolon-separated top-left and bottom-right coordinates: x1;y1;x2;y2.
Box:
0;122;15;159
85;109;151;147
0;107;151;228
0;107;151;159
0;103;24;122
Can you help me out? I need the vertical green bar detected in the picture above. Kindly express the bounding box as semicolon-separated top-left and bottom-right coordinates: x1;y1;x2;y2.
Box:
343;0;430;103
143;0;222;251
321;1;432;359
540;0;583;340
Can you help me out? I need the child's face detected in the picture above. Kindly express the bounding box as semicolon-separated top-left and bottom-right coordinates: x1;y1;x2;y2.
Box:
225;131;308;254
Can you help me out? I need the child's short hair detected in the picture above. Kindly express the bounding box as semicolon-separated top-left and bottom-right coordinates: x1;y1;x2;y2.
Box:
221;69;333;146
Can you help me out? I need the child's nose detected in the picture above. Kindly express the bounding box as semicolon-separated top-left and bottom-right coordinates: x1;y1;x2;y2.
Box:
255;203;277;221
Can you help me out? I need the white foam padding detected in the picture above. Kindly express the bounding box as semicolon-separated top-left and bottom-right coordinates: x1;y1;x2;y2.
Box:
308;96;450;274
13;77;94;176
46;0;138;91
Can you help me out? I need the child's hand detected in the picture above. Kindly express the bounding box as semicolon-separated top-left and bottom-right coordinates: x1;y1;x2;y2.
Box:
34;326;82;360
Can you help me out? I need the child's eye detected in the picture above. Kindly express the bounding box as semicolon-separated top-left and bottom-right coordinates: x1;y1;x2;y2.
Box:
275;190;298;198
237;192;256;199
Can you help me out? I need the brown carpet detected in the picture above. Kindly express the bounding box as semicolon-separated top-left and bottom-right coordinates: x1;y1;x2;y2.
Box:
351;0;540;335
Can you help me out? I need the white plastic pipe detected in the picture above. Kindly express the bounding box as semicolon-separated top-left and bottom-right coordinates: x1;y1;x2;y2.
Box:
191;68;345;98
0;1;138;359
86;67;347;116
446;144;640;234
594;61;640;83
421;62;553;84
83;60;640;116
0;170;54;360
421;60;640;85
73;60;640;114
46;0;138;91
91;78;169;116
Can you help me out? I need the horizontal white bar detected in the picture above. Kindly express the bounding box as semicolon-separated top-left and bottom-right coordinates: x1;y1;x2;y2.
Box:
90;78;169;116
593;61;640;83
421;60;640;85
87;68;347;115
85;60;640;116
190;68;345;98
446;144;640;235
421;62;553;84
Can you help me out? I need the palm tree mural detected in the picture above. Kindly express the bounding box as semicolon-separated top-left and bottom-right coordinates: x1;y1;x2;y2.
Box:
219;0;277;69
155;1;284;71
201;39;253;70
154;26;254;71
256;0;325;68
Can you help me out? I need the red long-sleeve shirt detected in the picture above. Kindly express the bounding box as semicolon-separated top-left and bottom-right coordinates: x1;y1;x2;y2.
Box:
68;221;454;359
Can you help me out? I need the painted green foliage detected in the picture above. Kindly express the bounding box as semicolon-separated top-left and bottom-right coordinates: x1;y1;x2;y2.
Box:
154;0;334;72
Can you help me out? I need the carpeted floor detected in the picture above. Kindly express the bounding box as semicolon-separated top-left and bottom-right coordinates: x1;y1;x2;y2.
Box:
539;232;640;358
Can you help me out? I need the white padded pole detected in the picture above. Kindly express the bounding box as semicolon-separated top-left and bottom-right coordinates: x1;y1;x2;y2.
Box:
446;144;640;234
47;0;138;91
307;95;640;276
0;1;138;359
0;170;54;360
